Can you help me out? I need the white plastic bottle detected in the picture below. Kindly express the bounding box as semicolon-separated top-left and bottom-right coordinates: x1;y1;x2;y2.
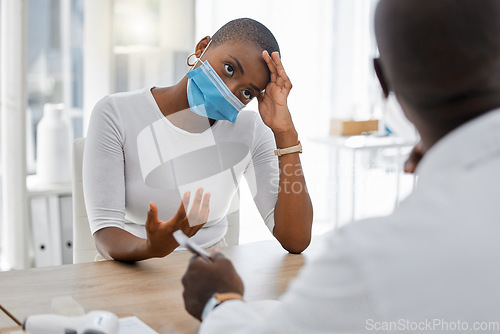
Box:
36;103;73;184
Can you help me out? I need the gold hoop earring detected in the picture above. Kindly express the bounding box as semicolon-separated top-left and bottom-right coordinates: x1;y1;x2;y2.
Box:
186;52;198;67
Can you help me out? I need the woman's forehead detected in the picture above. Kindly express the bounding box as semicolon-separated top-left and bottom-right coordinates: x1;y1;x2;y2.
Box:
212;42;267;68
212;40;262;56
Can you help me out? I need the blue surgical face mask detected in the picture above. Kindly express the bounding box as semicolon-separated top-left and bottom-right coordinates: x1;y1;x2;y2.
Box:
186;42;245;123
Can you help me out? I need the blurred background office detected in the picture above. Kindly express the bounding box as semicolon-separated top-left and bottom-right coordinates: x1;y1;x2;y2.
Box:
0;0;417;270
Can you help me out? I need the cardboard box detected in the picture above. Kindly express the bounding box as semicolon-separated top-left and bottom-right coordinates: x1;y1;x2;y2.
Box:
330;119;379;136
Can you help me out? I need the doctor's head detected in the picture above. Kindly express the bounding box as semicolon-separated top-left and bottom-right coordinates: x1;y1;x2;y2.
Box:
373;0;500;150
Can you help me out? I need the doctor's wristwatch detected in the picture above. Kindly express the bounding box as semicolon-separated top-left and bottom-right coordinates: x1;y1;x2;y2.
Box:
202;292;244;320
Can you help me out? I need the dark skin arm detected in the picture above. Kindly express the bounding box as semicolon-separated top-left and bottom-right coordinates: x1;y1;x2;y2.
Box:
94;189;210;261
182;252;244;321
258;51;314;254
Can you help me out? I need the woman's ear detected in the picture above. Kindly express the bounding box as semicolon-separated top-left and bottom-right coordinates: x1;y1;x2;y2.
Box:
194;36;212;58
373;58;390;98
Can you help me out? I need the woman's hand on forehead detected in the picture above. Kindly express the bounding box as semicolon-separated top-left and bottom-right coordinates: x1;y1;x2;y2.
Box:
257;51;295;134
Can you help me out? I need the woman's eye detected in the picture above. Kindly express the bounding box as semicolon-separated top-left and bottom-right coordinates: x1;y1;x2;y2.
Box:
224;64;234;76
242;90;253;100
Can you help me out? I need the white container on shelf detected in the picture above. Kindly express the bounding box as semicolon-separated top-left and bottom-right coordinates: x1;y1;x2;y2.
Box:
36;103;73;184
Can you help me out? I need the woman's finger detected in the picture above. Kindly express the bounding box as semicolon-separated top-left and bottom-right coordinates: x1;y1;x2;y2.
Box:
271;52;292;91
146;202;159;229
279;69;293;95
172;191;190;224
187;188;204;225
262;50;277;83
271;51;284;72
272;52;288;79
197;192;211;226
189;191;210;227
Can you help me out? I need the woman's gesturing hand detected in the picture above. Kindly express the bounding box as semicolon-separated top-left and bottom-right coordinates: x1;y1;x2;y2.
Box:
257;51;296;134
145;188;211;258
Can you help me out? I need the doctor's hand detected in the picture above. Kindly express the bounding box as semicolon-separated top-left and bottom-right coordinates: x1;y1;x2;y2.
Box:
182;252;244;321
258;51;296;135
145;189;210;258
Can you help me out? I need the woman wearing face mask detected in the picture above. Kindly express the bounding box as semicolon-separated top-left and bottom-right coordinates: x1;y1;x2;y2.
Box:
83;18;313;262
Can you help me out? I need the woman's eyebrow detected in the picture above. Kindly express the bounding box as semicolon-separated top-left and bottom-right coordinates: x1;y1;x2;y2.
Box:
228;55;263;92
229;55;244;74
250;83;263;93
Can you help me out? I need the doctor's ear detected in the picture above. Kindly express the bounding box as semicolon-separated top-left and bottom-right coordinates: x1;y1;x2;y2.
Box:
194;36;212;58
373;58;390;98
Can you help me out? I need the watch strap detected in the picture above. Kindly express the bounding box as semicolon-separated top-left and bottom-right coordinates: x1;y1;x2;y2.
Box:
215;292;244;303
201;292;244;320
274;141;302;157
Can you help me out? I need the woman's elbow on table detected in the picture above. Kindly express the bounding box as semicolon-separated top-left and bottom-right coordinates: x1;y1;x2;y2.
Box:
274;227;312;254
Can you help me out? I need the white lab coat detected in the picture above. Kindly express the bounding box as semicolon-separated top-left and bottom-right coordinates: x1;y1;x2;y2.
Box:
201;108;500;334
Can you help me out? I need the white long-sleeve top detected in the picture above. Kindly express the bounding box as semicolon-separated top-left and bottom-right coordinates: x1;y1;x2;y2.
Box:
201;108;500;333
83;87;278;248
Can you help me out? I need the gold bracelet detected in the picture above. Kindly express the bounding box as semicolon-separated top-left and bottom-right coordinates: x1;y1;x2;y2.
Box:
274;141;302;157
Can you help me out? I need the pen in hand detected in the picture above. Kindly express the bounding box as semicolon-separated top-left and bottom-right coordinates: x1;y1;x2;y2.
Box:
173;230;214;262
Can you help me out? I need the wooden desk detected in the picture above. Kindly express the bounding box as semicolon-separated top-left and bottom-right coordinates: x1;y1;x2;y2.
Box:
0;240;305;333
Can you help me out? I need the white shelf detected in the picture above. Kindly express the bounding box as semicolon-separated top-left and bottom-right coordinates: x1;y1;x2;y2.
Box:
310;134;417;150
308;134;417;228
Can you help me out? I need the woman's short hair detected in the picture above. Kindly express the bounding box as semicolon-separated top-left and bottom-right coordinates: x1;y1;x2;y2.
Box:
211;18;280;55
